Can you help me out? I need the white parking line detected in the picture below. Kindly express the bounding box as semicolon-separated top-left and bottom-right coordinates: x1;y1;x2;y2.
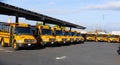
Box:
56;56;67;60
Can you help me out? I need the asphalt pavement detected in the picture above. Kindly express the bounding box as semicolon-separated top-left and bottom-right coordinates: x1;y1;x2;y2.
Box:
0;42;120;65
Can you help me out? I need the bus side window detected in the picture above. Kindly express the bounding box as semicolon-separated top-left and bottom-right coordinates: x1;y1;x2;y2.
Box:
5;26;8;32
0;24;2;31
6;26;9;33
7;26;10;33
1;25;3;31
3;25;5;32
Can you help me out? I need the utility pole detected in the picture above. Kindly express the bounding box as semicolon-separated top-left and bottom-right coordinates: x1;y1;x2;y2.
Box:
102;14;104;32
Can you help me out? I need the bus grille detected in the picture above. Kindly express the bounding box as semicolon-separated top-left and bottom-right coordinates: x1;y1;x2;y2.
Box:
70;38;74;41
24;39;35;43
50;38;55;42
62;38;67;41
76;38;79;41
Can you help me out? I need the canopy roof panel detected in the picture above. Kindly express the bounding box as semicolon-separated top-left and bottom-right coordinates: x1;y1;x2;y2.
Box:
0;2;86;29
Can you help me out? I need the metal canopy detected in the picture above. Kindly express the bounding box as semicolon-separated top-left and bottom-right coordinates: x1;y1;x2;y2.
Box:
0;2;86;29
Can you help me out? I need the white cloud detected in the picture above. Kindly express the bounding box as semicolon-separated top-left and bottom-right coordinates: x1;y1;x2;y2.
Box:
84;1;120;10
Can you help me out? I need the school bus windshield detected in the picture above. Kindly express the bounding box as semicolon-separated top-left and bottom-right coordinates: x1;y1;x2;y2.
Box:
97;35;107;37
109;35;119;38
86;34;94;37
15;27;32;35
41;29;52;35
64;31;71;36
55;30;63;36
76;33;81;36
71;32;76;36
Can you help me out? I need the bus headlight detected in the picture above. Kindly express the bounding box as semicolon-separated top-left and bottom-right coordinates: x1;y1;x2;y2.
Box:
17;40;22;43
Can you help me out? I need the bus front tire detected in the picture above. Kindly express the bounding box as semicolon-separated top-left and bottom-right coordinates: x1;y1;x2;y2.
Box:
1;39;8;47
12;41;19;50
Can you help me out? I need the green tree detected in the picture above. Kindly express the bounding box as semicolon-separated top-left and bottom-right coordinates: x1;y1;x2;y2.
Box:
36;22;43;26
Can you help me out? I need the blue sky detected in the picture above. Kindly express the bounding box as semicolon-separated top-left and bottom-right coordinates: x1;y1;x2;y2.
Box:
0;0;120;32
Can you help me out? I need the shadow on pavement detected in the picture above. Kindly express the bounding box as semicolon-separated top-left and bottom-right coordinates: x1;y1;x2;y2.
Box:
18;46;46;50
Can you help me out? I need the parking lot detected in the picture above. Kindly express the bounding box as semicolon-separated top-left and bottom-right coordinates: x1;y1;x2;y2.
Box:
0;42;120;65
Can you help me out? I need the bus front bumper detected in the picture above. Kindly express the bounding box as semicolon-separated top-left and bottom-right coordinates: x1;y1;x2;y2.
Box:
42;41;56;46
17;43;36;47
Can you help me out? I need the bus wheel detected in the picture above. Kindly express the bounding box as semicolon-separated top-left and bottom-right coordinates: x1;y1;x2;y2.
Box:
108;40;110;43
12;42;19;50
96;40;98;42
1;39;5;47
1;39;7;47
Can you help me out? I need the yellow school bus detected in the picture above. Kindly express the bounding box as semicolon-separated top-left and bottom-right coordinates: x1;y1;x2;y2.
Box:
75;31;84;43
70;30;77;43
70;30;84;43
86;33;96;41
108;34;119;43
52;27;67;44
32;25;56;46
63;29;74;43
96;34;108;42
0;22;37;50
